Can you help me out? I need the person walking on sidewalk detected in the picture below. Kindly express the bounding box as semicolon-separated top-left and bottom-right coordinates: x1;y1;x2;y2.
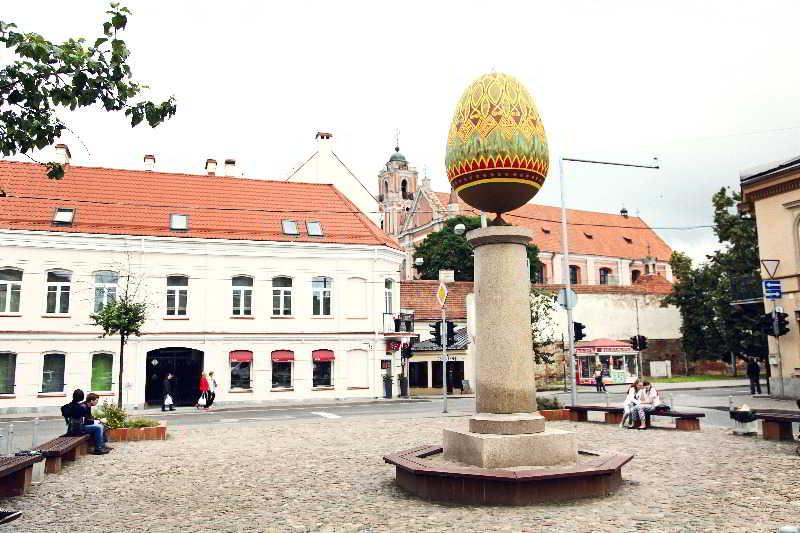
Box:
197;372;210;410
594;366;607;392
162;373;175;412
206;371;217;410
747;357;762;395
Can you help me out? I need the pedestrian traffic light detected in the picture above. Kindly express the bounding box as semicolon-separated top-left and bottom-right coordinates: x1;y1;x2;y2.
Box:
401;342;413;359
775;312;789;337
445;321;456;347
629;336;638;350
573;322;586;342
429;322;442;346
629;335;648;350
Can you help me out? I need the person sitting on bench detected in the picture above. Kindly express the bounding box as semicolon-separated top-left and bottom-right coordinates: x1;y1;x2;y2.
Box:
78;393;112;455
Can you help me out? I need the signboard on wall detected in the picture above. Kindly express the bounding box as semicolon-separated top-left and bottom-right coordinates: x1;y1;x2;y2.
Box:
380;360;392;370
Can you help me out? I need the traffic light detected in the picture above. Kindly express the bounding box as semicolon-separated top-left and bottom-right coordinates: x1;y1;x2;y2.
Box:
573;322;586;342
401;342;413;359
629;336;638;350
629;335;648;350
445;321;456;347
775;312;789;337
758;313;775;336
429;322;442;346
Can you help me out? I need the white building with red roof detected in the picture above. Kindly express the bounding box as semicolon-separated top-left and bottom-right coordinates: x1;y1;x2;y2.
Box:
0;146;407;411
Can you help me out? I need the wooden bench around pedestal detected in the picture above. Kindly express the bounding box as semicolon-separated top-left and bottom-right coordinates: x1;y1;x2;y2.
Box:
32;435;91;474
753;412;800;442
566;405;705;431
0;455;44;497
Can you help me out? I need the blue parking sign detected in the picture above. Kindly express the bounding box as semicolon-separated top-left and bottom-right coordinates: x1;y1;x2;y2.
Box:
763;279;782;299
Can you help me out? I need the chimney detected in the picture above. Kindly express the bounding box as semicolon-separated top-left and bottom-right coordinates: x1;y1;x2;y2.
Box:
620;206;629;218
447;187;460;215
54;144;71;165
438;269;455;283
143;154;156;171
205;158;217;176
224;158;236;177
315;131;333;156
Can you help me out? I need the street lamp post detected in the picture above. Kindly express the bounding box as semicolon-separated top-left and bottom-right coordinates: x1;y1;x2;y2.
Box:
559;156;659;406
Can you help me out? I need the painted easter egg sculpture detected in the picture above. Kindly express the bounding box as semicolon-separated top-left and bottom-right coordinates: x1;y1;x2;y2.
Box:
445;72;549;218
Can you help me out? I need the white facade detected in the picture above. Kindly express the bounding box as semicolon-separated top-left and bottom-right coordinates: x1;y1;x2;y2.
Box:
0;230;404;412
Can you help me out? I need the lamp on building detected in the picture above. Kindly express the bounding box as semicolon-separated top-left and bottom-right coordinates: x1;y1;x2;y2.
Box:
414;257;424;267
454;223;466;236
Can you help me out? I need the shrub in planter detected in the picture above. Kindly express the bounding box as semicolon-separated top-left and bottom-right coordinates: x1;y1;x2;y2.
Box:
124;417;160;428
536;396;561;410
537;396;570;421
93;402;127;429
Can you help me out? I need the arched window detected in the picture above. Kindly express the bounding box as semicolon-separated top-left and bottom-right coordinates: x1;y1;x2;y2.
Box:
631;269;641;283
232;276;253;316
91;353;113;391
0;352;16;394
401;180;408;200
166;275;188;316
312;276;333;316
599;267;612;285
272;276;293;316
384;180;389;197
46;270;72;314
0;268;22;314
384;279;394;314
94;271;119;312
569;265;581;285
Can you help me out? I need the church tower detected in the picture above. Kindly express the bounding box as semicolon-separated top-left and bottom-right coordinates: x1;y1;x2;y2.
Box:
378;145;418;237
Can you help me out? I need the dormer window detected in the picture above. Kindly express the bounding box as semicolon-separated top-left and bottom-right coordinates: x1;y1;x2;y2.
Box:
281;220;299;235
53;208;75;226
583;232;594;239
170;214;188;231
542;227;551;234
623;237;633;244
306;221;323;237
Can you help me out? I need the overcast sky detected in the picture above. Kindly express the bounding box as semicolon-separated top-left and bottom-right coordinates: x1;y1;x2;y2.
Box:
6;1;800;262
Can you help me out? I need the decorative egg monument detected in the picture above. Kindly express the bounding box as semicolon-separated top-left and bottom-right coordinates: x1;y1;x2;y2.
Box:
384;72;632;505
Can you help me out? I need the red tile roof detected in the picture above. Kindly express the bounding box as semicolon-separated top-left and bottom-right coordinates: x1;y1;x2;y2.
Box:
0;161;399;248
401;278;674;320
435;193;672;261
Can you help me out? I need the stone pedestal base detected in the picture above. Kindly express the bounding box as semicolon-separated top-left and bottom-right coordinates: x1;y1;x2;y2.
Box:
443;428;578;468
469;413;545;435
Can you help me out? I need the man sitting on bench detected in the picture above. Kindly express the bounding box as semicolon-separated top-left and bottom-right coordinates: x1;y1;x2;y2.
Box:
61;390;112;455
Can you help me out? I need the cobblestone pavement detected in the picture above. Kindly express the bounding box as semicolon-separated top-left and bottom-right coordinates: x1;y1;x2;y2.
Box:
7;416;799;533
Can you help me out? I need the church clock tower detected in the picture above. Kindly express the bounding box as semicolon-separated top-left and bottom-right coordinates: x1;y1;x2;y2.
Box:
378;145;418;237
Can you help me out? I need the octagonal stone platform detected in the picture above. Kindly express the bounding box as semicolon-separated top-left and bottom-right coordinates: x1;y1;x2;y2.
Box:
443;427;577;469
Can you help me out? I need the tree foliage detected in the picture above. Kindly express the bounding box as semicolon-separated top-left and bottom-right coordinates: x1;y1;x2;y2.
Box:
530;287;558;364
663;187;766;363
413;216;542;282
91;286;147;407
0;3;176;178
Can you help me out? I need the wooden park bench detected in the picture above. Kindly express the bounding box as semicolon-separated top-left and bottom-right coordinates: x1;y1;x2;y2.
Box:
32;435;91;474
566;404;706;431
752;411;800;442
0;455;44;497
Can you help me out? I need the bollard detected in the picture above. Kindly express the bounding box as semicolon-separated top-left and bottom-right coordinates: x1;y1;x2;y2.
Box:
7;424;14;454
605;391;609;407
31;418;40;448
729;395;734;411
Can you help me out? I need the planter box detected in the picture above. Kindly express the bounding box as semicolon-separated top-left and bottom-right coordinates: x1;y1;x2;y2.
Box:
539;409;570;421
107;421;167;442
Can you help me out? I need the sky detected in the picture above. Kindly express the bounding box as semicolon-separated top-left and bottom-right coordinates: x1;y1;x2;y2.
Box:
5;1;800;263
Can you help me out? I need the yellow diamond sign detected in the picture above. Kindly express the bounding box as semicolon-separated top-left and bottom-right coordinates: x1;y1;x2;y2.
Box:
436;282;448;307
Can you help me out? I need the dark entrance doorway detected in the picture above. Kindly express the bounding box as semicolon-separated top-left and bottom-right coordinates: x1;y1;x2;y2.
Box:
145;348;204;406
432;360;465;393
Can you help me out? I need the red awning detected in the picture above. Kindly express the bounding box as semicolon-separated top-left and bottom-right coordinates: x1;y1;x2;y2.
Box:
312;349;335;362
229;350;253;363
271;350;294;362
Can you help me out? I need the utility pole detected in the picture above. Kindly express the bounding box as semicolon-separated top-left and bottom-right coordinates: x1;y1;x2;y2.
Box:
634;298;642;378
559;156;659;405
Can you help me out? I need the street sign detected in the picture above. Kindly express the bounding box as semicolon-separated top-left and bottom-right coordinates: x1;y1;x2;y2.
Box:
763;279;782;299
761;259;780;279
557;288;577;310
436;282;448;307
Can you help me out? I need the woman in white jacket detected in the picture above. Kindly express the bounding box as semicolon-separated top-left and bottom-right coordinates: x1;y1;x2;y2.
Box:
620;379;643;428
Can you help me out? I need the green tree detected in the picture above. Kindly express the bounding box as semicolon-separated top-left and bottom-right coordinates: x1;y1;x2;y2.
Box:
530;287;558;364
413;216;542;282
663;188;766;367
91;278;147;408
0;3;176;179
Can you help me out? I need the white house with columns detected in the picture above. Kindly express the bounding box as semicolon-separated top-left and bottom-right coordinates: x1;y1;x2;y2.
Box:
0;148;408;412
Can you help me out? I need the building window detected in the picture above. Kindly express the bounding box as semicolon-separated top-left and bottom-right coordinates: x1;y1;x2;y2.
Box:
229;351;253;389
281;220;299;235
631;269;641;283
312;350;334;387
306;221;324;237
46;270;72;314
166;275;188;316
312;276;333;316
409;361;428;388
532;263;546;284
599;268;612;285
170;214;188;231
42;353;65;393
384;180;389;197
53;208;75;226
271;350;293;388
569;265;581;285
0;353;16;394
272;277;293;316
384;279;394;314
91;353;113;391
0;268;22;313
232;276;253;316
401;180;408;199
94;271;118;312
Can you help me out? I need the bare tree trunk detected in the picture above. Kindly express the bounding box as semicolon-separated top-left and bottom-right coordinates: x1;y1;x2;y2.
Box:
118;334;125;409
